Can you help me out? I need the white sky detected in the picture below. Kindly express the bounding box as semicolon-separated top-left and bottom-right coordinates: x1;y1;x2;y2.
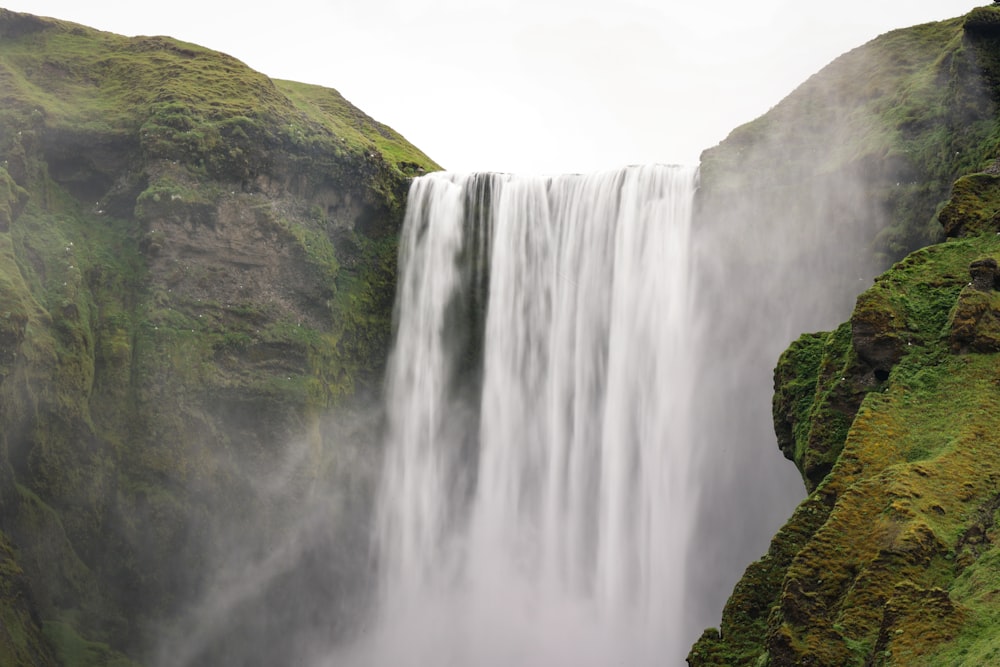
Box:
5;1;984;173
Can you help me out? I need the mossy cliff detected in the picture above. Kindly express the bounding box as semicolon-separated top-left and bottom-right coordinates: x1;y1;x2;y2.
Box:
0;7;438;665
690;7;1000;666
696;6;1000;315
687;5;1000;629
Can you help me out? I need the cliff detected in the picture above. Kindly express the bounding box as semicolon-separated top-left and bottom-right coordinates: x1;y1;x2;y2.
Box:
690;7;1000;665
0;8;438;665
7;4;1000;666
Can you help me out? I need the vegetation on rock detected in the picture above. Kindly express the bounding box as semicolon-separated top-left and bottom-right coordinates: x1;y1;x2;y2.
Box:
699;7;1000;268
691;8;1000;664
691;221;1000;667
8;3;1000;666
0;7;438;665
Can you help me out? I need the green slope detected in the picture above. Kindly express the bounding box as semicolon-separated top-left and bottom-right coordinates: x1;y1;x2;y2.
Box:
0;7;437;664
691;7;1000;665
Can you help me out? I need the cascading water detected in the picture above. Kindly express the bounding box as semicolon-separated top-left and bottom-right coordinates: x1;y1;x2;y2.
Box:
345;164;699;666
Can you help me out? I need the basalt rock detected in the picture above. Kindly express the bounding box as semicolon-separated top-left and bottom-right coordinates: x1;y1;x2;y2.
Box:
968;257;998;291
851;289;907;383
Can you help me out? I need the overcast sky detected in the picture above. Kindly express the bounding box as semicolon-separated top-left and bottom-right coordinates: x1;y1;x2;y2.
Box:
6;1;984;173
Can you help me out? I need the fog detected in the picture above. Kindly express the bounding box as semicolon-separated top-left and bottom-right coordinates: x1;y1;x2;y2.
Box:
38;5;984;666
153;403;383;667
158;36;986;662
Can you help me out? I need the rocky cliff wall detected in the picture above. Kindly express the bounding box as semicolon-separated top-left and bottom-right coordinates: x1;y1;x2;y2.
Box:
0;9;438;665
686;6;1000;627
690;6;1000;665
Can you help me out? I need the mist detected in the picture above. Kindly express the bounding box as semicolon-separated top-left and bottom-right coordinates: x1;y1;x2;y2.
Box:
682;18;998;634
143;13;1000;667
684;123;889;638
152;401;384;667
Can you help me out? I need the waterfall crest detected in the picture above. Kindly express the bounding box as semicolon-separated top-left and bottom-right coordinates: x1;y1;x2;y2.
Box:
345;165;699;665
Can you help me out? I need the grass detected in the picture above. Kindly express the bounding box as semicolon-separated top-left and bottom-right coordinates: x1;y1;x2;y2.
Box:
693;229;1000;665
275;79;439;176
698;12;1000;266
0;6;440;661
763;236;1000;663
43;621;136;667
0;8;439;189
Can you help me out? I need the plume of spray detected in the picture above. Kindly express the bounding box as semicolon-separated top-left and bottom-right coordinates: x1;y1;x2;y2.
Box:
681;14;1000;638
683;50;926;631
155;402;384;667
159;18;1000;667
353;44;953;653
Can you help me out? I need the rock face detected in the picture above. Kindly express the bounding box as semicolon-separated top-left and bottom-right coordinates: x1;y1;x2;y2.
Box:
693;215;1000;667
687;4;1000;638
968;257;998;290
0;9;438;665
939;173;1000;237
690;7;1000;665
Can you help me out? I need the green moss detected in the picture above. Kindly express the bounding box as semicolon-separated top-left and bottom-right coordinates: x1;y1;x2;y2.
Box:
278;216;341;288
43;621;137;667
796;323;868;489
697;230;1000;666
134;175;217;221
0;166;29;229
327;229;400;391
965;6;1000;35
689;493;834;666
947;284;1000;351
769;236;1000;665
699;11;1000;265
773;331;826;463
0;22;439;180
932;549;1000;664
938;173;1000;237
0;533;58;665
275;79;441;177
773;328;859;489
0;7;439;663
0;8;439;209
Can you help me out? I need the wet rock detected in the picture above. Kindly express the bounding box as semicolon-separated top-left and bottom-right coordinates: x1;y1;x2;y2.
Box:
938;173;1000;238
851;290;905;381
969;257;998;291
948;281;1000;353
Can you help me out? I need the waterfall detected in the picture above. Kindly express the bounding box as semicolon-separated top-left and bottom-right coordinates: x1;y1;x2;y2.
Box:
345;164;699;665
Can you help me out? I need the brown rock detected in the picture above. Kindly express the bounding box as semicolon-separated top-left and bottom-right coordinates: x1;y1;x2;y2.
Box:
969;257;998;291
